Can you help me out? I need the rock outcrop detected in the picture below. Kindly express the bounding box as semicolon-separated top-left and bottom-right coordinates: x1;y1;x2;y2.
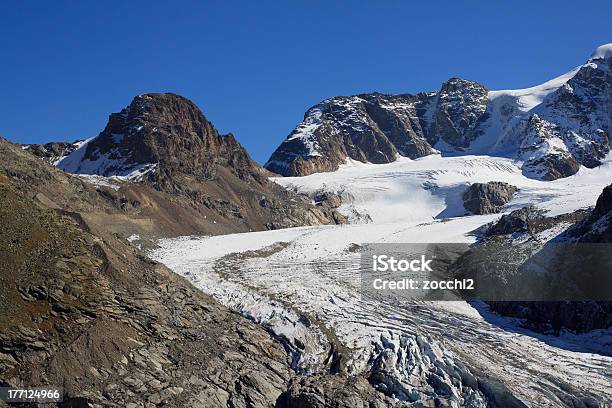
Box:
462;182;517;214
0;137;393;406
266;44;611;180
23;140;82;165
278;375;398;408
565;183;612;242
485;205;547;236
0;138;295;406
25;94;345;238
313;191;343;208
463;186;612;334
518;114;581;180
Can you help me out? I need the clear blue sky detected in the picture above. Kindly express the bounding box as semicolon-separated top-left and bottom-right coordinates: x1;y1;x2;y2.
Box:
1;1;610;163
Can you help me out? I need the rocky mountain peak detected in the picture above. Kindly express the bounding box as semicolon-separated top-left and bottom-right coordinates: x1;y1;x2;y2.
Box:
264;92;435;176
439;77;485;91
21;140;83;165
432;78;488;148
266;45;611;179
28;93;343;235
105;93;213;144
57;93;260;183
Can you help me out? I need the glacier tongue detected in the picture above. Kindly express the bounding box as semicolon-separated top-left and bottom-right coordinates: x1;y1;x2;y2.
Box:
151;154;612;405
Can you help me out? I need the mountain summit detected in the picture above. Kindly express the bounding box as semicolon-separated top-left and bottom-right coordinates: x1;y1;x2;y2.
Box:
266;44;612;180
27;93;345;236
57;93;261;182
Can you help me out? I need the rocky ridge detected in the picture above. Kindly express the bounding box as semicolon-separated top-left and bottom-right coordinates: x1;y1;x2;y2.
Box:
22;140;83;166
266;44;611;180
459;184;612;334
0;137;401;407
0;138;294;407
24;94;345;239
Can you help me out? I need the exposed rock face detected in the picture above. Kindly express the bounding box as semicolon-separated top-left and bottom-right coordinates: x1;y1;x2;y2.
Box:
0;139;295;407
566;183;612;242
265;93;436;176
472;187;612;334
462;182;517;214
313;191;343;208
594;183;612;215
485;205;547;236
518;115;581;180
278;375;398;408
266;44;611;180
22;140;82;165
535;55;611;166
31;94;345;237
431;78;489;149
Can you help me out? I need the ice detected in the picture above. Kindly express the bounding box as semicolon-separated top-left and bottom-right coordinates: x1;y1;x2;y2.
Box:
276;154;612;219
590;43;612;60
489;65;582;112
152;153;612;404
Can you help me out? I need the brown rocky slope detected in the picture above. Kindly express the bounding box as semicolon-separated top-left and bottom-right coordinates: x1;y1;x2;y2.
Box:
0;137;396;407
25;93;345;240
0;138;293;406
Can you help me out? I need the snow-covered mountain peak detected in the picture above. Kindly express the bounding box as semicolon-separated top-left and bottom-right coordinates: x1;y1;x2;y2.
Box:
590;43;612;60
490;43;610;112
266;45;611;180
488;65;582;112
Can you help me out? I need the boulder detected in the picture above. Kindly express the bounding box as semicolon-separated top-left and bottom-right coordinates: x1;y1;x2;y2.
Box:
462;182;517;214
313;191;343;208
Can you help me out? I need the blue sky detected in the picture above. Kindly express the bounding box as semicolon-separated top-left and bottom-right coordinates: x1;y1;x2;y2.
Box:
1;1;610;163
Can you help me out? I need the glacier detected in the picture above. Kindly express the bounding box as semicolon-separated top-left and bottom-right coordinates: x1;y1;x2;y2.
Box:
151;153;612;406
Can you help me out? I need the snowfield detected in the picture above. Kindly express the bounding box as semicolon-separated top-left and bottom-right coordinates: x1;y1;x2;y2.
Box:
278;154;612;220
57;136;158;182
151;154;612;406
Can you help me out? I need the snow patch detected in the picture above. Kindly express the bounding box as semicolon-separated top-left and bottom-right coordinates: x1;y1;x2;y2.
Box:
77;174;122;190
57;135;157;182
285;104;324;157
488;65;582;112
